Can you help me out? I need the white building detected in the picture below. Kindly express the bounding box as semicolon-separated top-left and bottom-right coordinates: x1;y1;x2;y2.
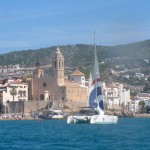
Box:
103;83;131;110
0;64;34;77
130;99;140;113
0;79;28;113
0;64;20;75
130;93;150;113
70;69;86;87
3;83;28;103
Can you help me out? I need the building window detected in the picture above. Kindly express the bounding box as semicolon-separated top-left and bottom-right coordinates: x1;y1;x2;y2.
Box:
55;61;57;68
40;94;44;100
43;82;47;87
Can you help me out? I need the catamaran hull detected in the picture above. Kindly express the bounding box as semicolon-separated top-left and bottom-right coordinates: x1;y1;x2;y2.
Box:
67;116;91;124
90;115;118;124
67;116;74;124
67;115;118;124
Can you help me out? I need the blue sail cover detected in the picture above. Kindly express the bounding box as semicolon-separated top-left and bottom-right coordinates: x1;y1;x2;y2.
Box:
89;86;104;109
88;46;104;111
89;79;104;110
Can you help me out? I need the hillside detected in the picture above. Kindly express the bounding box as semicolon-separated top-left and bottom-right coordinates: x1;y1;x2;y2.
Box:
0;40;150;73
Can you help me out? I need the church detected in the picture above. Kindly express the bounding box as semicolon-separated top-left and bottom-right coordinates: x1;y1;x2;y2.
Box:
32;47;88;108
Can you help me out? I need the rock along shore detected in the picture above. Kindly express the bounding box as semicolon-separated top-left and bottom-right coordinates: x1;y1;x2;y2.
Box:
105;110;150;118
105;110;134;118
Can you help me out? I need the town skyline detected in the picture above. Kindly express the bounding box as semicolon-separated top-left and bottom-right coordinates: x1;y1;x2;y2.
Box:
0;0;150;54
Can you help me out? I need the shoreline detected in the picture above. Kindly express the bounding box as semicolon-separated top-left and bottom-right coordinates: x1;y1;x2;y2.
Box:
133;114;150;118
1;114;150;120
0;117;39;120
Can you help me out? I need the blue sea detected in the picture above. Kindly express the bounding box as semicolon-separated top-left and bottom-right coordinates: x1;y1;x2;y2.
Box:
0;118;150;150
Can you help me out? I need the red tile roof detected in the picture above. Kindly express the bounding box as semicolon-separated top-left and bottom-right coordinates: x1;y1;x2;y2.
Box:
71;69;85;76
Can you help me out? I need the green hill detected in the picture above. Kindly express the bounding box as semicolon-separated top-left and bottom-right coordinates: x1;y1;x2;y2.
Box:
0;40;150;70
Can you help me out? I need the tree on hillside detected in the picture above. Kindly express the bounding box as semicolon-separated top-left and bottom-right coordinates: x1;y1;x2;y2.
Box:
143;82;150;93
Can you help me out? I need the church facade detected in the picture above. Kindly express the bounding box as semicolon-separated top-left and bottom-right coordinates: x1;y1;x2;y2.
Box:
32;47;88;108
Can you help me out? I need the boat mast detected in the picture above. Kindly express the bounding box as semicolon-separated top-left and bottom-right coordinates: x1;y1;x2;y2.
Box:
94;31;99;110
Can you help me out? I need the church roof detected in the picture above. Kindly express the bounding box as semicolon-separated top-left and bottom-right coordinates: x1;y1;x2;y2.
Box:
71;69;85;76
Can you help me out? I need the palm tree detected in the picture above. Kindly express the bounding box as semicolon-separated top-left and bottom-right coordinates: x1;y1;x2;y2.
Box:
10;87;17;113
10;87;17;102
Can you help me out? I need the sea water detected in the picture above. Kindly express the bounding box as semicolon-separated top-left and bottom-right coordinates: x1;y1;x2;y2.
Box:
0;118;150;150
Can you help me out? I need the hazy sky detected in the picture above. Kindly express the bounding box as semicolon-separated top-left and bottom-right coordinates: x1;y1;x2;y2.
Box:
0;0;150;54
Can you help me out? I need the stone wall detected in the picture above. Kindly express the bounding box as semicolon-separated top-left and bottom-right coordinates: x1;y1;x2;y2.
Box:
6;99;124;114
7;100;50;113
62;100;88;112
24;100;49;113
7;101;24;114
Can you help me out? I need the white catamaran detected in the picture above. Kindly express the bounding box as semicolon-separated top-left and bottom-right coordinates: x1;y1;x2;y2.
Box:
67;33;118;124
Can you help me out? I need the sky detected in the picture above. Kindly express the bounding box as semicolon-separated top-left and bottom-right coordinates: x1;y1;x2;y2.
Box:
0;0;150;54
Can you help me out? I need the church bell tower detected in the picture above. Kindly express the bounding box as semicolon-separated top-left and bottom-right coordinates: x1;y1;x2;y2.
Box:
52;47;64;86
